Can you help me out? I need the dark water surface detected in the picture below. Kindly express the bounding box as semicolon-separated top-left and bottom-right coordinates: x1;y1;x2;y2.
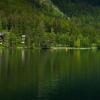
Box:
0;49;100;100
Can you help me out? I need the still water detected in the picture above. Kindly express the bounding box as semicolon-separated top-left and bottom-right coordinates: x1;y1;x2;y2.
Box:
0;49;100;100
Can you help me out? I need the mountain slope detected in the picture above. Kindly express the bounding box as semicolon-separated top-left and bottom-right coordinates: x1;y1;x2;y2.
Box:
0;0;100;48
0;0;63;31
0;0;65;47
51;0;100;16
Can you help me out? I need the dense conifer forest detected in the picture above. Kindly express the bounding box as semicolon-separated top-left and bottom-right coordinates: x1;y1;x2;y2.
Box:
0;0;100;48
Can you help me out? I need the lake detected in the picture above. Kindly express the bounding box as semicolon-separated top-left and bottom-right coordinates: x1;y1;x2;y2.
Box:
0;49;100;100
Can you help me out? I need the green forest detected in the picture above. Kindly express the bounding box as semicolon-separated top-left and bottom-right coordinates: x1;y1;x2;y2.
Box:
0;0;100;49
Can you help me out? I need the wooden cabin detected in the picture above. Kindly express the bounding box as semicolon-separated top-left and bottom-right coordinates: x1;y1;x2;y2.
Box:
0;32;4;43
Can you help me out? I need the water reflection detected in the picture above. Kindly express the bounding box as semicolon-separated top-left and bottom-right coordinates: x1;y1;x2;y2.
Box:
21;49;25;63
0;49;100;100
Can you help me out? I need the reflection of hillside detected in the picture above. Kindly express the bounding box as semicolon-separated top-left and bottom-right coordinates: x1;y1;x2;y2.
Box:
0;50;100;100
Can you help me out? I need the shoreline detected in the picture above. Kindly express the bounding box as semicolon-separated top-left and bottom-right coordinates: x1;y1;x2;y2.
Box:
0;46;98;50
51;47;92;50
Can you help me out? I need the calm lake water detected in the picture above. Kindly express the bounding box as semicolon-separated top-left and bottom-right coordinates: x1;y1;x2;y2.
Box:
0;49;100;100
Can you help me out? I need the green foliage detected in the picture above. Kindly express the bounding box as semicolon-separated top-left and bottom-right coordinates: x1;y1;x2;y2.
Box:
5;32;21;47
39;32;55;48
0;0;100;48
74;38;81;47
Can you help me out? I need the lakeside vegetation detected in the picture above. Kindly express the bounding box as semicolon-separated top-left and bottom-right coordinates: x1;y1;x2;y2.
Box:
0;0;100;49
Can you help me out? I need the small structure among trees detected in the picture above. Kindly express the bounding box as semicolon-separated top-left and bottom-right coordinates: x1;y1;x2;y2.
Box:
21;34;26;44
0;32;4;44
